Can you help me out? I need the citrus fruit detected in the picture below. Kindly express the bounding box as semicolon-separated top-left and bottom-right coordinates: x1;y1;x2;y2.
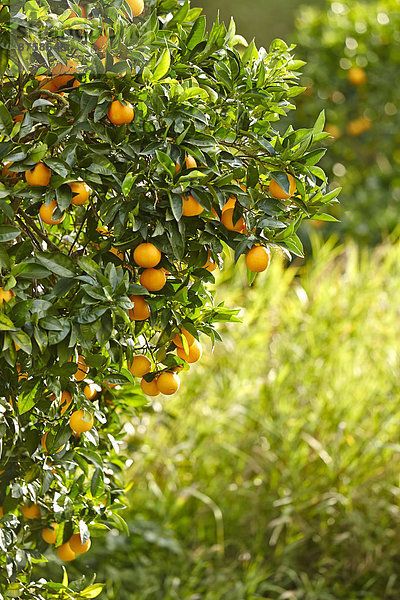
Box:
157;371;180;395
348;66;366;86
69;182;91;205
175;154;197;173
94;32;109;52
69;410;94;433
126;0;144;17
57;542;75;562
0;287;14;307
221;207;244;232
51;59;77;88
41;432;64;454
110;247;124;261
21;503;41;519
245;246;271;272
73;355;89;382
42;523;58;544
39;201;65;226
176;339;202;363
140;268;166;291
173;328;195;348
129;355;152;377
69;533;91;554
140;377;160;396
133;243;161;268
181;194;204;216
325;124;341;140
66;4;87;18
129;295;150;320
83;383;98;401
60;391;73;415
269;174;296;200
108;100;134;125
0;506;3;518
25;162;51;186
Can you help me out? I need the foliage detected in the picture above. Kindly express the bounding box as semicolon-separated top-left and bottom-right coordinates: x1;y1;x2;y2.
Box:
51;235;400;599
0;0;335;596
292;0;400;244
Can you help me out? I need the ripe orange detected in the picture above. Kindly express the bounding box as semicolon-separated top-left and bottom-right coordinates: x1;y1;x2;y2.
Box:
129;355;152;377
134;243;161;268
0;506;3;518
129;295;150;320
221;202;244;232
140;268;166;291
69;533;91;554
51;60;77;88
348;66;366;86
0;287;14;307
69;409;94;433
21;503;41;519
94;32;109;52
325;124;341;140
157;371;180;395
1;162;19;181
66;4;87;18
140;376;160;396
25;162;51;186
108;100;134;125
176;339;202;363
73;355;89;382
203;253;217;271
269;174;296;200
175;154;197;173
39;201;65;226
83;383;98;401
110;247;124;261
69;181;91;205
181;194;204;217
60;390;73;415
126;0;145;17
245;246;271;273
173;328;195;348
57;542;75;562
42;523;58;544
346;117;371;136
41;432;64;454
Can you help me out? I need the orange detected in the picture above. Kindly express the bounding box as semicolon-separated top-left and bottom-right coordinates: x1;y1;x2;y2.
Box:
0;287;14;307
173;328;195;348
175;154;197;173
51;60;77;88
140;268;166;291
94;32;109;52
140;377;160;396
221;206;244;232
110;247;124;261
245;246;271;272
0;506;3;519
60;391;73;415
202;251;216;272
57;542;76;562
41;432;64;454
181;194;204;217
108;100;134;125
39;201;65;226
1;162;19;181
69;182;91;205
133;243;161;268
129;355;152;377
83;383;98;401
129;295;150;320
348;66;366;86
269;174;296;200
176;339;202;363
25;162;51;186
66;4;87;18
21;503;41;519
157;371;180;395
73;355;89;382
347;117;371;136
221;197;236;212
126;0;144;17
13;112;25;123
69;533;91;554
40;78;60;93
42;523;58;544
325;124;341;140
69;409;94;433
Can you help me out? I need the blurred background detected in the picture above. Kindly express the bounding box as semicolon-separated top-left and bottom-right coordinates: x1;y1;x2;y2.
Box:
37;0;400;597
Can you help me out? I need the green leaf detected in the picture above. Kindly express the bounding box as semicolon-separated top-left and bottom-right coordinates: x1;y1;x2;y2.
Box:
313;110;325;135
0;225;20;243
18;382;40;415
80;584;104;599
0;102;13;136
156;150;175;178
169;193;183;221
122;172;135;196
90;467;104;497
186;15;206;50
0;314;17;331
36;253;75;278
10;330;32;354
152;49;171;82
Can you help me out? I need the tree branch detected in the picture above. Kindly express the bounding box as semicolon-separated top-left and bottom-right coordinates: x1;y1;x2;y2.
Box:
17;208;61;252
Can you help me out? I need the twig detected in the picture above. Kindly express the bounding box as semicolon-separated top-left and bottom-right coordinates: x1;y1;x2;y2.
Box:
14;216;42;251
68;204;90;255
17;208;60;252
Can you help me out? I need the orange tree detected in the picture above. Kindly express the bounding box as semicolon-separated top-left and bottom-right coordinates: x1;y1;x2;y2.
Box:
0;0;338;596
293;0;400;243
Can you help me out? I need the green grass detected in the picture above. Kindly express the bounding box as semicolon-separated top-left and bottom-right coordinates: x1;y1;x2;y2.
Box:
47;236;400;599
